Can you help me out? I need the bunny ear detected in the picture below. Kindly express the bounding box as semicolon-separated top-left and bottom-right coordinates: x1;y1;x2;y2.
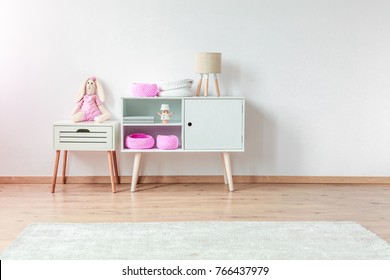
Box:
95;79;105;102
75;79;88;102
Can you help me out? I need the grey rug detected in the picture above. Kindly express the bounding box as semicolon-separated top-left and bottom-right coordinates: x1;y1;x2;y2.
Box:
1;221;390;260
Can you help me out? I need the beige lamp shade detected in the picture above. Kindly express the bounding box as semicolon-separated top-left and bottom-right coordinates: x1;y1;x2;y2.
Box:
195;52;222;73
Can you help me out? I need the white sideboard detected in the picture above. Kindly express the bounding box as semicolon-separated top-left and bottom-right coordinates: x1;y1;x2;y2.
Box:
121;97;245;192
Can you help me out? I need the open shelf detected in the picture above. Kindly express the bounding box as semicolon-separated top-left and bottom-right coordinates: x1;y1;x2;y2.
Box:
121;97;184;152
121;125;182;152
122;98;182;123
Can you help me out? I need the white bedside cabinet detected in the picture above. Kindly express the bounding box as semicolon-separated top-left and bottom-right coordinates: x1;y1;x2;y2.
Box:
121;97;245;192
52;120;119;193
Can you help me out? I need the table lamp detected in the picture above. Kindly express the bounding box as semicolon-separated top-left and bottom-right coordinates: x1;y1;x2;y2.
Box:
195;52;222;97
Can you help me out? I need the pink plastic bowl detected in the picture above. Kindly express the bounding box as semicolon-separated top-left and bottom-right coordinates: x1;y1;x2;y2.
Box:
125;133;155;149
156;135;179;150
130;83;158;97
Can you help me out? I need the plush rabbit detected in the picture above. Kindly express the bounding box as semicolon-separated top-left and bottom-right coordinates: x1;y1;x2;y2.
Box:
71;76;111;123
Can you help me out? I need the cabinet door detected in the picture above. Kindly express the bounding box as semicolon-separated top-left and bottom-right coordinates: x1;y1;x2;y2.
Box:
184;99;244;150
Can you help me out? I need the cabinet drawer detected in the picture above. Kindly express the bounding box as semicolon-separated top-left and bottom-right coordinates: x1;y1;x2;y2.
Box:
54;125;114;151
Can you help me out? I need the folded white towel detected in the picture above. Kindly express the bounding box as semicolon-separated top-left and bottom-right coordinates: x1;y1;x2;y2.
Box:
157;79;194;91
157;87;193;97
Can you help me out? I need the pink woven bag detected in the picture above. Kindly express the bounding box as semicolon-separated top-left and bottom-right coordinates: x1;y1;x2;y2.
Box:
130;83;158;97
156;135;179;150
125;133;155;149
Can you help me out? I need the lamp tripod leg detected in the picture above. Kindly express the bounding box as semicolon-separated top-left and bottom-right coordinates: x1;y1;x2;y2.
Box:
213;74;221;97
196;74;203;97
204;74;209;97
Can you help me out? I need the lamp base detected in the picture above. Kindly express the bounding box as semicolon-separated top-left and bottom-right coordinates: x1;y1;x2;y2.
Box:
196;74;220;97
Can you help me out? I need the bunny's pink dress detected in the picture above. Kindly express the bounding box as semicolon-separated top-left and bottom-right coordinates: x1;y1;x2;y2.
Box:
78;95;102;121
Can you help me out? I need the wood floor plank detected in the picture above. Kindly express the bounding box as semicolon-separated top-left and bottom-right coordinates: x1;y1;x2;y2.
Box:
0;183;389;252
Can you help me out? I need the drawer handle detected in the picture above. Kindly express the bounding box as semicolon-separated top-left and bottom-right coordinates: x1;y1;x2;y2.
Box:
187;122;192;127
76;129;90;133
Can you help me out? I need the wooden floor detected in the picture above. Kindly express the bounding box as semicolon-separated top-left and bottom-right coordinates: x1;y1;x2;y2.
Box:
1;183;390;251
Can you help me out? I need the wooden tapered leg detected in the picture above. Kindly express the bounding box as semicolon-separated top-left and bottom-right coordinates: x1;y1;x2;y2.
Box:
204;74;209;97
223;152;234;192
112;151;120;184
196;76;203;97
107;151;116;193
51;150;61;193
131;152;142;192
62;150;68;184
220;153;228;185
214;77;221;97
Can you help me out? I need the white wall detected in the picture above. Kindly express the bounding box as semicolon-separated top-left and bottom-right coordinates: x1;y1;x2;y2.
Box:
1;0;390;177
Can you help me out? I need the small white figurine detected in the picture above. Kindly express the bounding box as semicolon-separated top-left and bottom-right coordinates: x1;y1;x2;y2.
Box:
157;104;174;123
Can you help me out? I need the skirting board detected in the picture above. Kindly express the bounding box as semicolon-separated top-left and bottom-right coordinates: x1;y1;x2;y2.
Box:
1;176;390;185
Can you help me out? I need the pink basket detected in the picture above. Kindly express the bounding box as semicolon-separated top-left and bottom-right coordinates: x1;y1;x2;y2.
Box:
130;83;158;97
125;133;155;149
156;135;179;150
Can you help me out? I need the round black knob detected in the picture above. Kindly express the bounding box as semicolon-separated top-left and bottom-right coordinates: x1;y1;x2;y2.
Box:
188;122;192;127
